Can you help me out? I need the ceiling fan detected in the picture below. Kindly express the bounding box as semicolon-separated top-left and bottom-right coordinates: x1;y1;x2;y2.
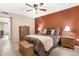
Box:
25;3;47;14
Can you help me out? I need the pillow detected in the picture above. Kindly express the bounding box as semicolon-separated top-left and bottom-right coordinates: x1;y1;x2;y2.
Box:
46;29;51;35
54;29;60;35
57;29;60;35
42;28;60;35
51;29;55;35
42;29;47;34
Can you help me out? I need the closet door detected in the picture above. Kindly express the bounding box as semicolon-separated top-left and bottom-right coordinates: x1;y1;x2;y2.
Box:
19;26;30;41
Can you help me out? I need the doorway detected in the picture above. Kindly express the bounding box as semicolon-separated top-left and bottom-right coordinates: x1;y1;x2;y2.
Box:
0;17;11;40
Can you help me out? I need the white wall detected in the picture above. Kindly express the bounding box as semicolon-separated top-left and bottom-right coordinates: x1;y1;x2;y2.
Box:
10;13;35;42
0;13;35;42
0;17;9;22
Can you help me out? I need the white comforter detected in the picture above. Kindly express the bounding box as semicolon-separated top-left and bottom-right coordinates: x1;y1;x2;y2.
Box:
26;35;53;51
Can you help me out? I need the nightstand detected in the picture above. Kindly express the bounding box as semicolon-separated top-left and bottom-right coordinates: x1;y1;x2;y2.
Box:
61;36;75;49
19;41;34;56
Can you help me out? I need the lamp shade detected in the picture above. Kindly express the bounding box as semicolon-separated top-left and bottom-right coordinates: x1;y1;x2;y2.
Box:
38;27;42;31
64;26;71;32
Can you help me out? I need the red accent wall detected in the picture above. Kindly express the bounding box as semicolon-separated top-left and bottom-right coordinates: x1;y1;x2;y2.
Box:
35;6;79;45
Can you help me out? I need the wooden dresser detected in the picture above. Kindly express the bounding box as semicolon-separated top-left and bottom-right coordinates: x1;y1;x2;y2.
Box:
61;36;75;49
19;26;30;41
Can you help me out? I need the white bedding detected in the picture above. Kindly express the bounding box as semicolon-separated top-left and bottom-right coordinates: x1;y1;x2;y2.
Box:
26;35;53;51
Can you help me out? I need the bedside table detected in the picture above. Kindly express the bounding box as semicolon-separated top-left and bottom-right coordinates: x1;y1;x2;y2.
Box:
19;41;34;56
61;36;75;49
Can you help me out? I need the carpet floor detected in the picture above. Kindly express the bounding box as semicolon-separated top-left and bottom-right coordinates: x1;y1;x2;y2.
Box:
49;46;79;56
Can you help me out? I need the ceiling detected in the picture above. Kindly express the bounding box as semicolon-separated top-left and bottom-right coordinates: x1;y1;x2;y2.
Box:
0;3;79;18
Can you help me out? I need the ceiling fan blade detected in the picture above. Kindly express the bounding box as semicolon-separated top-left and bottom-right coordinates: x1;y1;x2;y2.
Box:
39;3;44;6
25;3;33;8
26;9;33;11
39;9;47;11
0;11;8;14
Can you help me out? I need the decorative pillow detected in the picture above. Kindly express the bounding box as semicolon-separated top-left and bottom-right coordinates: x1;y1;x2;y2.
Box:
42;29;47;34
46;29;51;35
41;28;60;35
57;29;60;35
51;29;55;35
54;29;60;35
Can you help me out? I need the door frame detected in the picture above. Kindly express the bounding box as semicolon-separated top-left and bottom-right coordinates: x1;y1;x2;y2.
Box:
0;16;12;40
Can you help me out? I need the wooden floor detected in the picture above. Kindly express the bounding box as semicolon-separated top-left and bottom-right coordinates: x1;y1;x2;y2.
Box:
0;36;21;56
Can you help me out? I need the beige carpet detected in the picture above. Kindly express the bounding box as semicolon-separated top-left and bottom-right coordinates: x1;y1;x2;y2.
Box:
49;46;79;56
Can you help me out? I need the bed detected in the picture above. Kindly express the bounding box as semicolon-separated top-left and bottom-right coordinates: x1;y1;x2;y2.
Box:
24;28;60;56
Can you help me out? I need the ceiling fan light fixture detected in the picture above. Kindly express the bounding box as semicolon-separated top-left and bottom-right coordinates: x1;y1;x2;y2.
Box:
25;3;47;14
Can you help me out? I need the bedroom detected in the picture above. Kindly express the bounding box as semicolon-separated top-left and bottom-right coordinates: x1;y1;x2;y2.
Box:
0;1;79;56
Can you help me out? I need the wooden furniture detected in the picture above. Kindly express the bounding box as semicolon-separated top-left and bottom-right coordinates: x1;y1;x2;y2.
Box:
19;26;30;41
61;36;75;49
19;41;34;56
